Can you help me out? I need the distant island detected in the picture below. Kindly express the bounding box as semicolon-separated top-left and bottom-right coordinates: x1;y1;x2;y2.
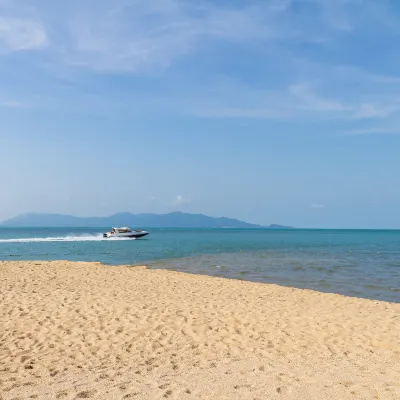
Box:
1;212;291;229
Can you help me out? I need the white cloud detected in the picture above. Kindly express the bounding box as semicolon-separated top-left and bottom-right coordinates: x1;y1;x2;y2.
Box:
173;195;191;206
193;81;353;119
311;203;325;209
352;103;400;119
0;0;350;72
192;76;400;122
1;0;400;130
0;17;48;51
63;1;282;72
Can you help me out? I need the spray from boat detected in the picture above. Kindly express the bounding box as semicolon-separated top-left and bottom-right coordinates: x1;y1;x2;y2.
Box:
0;227;149;243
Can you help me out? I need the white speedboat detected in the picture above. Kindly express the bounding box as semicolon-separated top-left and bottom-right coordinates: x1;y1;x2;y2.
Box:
103;227;149;239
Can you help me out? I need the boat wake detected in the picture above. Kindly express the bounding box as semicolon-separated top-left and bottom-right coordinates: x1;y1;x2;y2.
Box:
0;234;133;243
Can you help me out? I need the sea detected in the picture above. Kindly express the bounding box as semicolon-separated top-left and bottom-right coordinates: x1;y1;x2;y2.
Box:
0;227;399;303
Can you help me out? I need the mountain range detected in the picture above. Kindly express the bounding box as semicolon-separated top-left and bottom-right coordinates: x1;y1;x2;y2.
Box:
1;212;291;229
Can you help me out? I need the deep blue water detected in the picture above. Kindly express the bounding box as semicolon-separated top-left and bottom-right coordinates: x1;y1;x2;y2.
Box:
0;227;399;302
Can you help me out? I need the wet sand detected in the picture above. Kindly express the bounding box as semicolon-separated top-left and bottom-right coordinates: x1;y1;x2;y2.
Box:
1;261;399;399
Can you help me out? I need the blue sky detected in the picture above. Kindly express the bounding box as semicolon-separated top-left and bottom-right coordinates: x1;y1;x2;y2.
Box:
1;0;400;228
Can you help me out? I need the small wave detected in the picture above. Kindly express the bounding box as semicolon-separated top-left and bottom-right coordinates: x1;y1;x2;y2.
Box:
0;234;133;243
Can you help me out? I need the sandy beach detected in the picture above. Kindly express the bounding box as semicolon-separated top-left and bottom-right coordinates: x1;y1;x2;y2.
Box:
0;261;399;399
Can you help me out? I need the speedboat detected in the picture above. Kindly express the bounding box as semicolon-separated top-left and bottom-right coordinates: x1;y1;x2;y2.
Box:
103;227;149;239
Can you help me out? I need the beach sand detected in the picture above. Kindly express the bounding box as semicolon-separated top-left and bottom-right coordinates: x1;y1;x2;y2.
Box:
0;261;399;399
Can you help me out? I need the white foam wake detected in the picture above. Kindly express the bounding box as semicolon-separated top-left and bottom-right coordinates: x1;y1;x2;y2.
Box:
0;234;133;243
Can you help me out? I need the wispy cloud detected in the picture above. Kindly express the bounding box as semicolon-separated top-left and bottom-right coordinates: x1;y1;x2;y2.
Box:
0;17;48;52
193;81;385;120
0;0;378;72
59;1;286;72
352;103;400;119
289;83;350;112
1;0;400;132
192;71;400;122
311;203;325;209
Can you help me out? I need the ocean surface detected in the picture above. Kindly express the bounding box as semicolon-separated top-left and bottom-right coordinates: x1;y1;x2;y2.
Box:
0;227;399;303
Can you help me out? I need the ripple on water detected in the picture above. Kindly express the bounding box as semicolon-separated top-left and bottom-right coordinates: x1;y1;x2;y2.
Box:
147;249;400;303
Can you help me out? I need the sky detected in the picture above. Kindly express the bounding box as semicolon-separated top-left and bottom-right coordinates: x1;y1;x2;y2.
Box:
1;0;400;228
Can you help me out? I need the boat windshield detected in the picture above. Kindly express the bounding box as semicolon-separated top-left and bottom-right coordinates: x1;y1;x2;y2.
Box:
116;228;131;233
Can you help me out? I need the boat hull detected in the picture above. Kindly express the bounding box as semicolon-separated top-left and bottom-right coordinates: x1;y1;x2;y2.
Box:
103;231;149;239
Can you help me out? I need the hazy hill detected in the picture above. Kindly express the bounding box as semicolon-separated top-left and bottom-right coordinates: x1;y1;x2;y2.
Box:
1;212;291;229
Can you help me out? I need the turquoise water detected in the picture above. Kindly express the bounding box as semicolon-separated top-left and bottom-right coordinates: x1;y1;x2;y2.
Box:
0;227;399;302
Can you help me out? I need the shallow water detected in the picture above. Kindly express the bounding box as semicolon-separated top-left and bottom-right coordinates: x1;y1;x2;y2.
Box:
0;227;399;302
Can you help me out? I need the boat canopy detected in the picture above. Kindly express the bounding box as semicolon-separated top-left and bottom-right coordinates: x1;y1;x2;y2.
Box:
113;227;132;233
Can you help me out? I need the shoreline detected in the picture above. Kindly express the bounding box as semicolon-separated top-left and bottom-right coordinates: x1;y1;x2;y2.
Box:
145;258;400;304
1;260;399;399
1;258;398;304
3;258;398;305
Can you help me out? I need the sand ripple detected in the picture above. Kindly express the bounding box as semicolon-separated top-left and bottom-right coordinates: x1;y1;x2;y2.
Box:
1;261;399;399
